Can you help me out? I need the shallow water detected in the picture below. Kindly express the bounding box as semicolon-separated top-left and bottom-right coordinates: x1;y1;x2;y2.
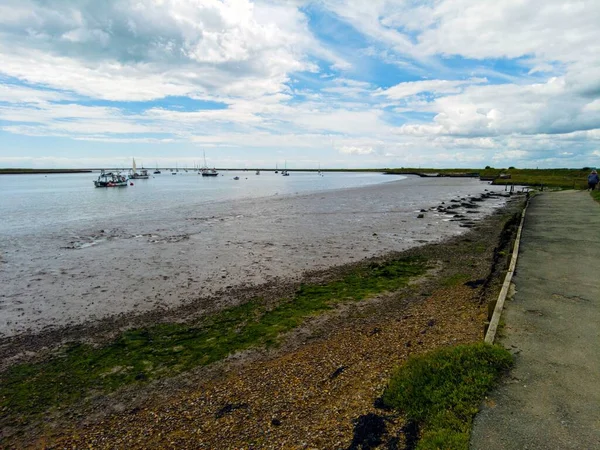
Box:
1;174;512;337
0;171;395;236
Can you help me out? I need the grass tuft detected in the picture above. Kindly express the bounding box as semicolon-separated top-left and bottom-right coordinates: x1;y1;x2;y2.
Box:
1;257;426;422
382;342;513;449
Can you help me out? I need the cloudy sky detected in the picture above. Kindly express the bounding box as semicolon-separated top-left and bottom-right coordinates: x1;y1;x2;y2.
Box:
1;0;599;169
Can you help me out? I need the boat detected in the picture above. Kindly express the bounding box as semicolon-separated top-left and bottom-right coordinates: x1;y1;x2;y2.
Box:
233;176;240;180
256;170;260;175
282;160;290;176
200;151;219;177
275;163;279;174
94;170;128;187
130;158;149;179
154;162;161;174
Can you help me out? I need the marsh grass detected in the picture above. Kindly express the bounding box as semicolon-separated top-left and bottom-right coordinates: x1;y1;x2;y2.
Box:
386;167;593;190
382;343;513;450
1;257;425;421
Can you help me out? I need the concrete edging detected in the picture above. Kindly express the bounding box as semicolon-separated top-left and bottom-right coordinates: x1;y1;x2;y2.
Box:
484;197;530;344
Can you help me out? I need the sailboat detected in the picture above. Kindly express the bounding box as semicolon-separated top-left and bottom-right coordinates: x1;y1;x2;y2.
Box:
275;163;279;174
200;151;218;177
154;162;161;174
130;158;149;179
282;160;289;176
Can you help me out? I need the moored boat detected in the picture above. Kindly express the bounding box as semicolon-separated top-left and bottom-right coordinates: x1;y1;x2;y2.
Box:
130;158;150;179
200;151;219;176
94;171;128;187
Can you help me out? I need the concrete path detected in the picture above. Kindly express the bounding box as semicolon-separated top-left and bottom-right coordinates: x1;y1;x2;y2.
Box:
471;191;600;449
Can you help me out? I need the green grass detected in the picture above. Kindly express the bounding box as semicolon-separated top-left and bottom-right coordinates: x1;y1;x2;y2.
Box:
385;167;594;190
382;343;513;450
591;190;600;204
441;273;470;287
0;257;426;422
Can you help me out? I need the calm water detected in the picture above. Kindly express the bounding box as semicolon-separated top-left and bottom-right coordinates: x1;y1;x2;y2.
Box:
0;171;398;236
1;173;515;337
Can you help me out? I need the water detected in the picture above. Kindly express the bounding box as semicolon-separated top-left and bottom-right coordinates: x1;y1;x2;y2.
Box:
0;171;396;236
0;173;514;337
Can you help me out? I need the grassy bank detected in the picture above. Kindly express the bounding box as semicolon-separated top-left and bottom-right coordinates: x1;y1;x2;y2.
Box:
0;257;426;423
484;168;589;189
592;189;600;204
386;167;593;190
382;343;513;449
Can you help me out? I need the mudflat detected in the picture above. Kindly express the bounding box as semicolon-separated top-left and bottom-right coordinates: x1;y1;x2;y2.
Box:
1;178;510;339
1;189;525;448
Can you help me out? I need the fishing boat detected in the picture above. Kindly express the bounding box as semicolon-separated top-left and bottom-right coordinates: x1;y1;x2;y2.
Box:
200;151;219;177
130;158;149;179
94;170;128;187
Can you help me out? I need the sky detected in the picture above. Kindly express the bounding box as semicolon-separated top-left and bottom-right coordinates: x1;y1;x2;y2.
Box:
1;0;600;169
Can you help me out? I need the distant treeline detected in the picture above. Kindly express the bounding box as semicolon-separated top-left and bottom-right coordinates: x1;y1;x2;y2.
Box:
0;169;93;174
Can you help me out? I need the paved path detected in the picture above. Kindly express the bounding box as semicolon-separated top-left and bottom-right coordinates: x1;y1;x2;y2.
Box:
471;191;600;449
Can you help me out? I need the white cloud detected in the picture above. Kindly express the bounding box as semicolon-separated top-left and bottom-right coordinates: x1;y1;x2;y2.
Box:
2;0;600;169
338;145;375;155
0;84;73;103
379;77;487;100
416;0;600;64
0;0;327;101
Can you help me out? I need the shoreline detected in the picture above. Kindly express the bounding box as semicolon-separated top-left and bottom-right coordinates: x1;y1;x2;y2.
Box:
1;178;514;340
1;194;527;448
1;183;518;363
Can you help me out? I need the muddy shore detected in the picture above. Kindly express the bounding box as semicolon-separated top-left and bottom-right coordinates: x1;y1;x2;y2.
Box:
1;179;513;361
1;191;525;448
1;177;512;342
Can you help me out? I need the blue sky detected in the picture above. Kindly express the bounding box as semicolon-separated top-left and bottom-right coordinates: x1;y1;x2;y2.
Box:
0;0;599;169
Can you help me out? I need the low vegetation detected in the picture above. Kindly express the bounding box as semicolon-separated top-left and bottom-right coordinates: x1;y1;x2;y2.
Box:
386;167;594;190
0;257;426;422
382;343;513;449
